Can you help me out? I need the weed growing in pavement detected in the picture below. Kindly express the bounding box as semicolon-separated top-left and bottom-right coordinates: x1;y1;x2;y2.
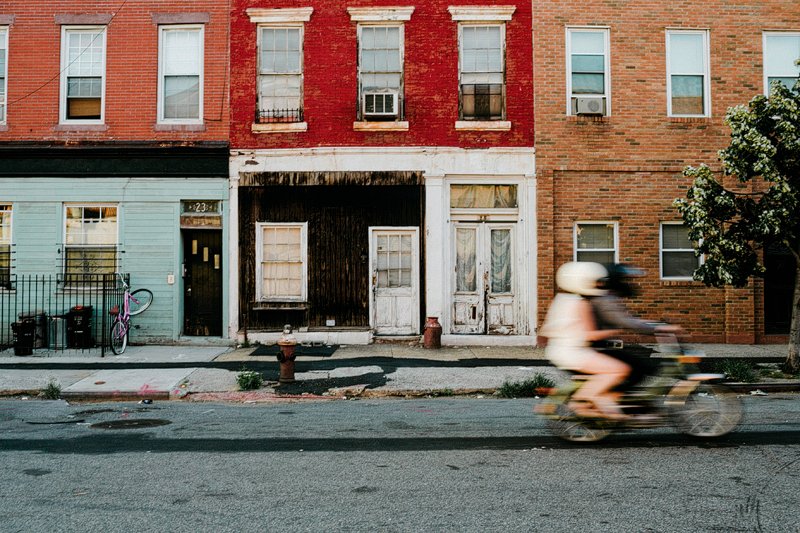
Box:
715;359;757;383
236;369;264;391
759;364;800;380
433;388;454;397
497;374;555;398
41;379;61;400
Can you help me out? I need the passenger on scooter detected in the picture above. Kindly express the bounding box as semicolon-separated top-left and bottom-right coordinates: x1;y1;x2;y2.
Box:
540;262;631;420
592;263;683;391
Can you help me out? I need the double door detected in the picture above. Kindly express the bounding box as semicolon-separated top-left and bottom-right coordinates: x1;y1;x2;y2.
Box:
452;222;515;334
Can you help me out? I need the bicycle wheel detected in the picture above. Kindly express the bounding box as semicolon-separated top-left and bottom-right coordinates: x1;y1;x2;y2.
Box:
128;289;153;316
673;384;743;438
110;320;128;355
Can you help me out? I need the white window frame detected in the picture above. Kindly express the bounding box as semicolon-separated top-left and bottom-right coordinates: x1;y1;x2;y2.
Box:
666;29;711;117
573;221;618;263
63;204;119;280
59;26;107;124
257;24;304;123
762;31;800;95
255;222;308;302
157;24;204;124
660;222;702;280
457;23;507;121
566;27;611;116
357;23;405;121
0;203;12;285
0;26;8;124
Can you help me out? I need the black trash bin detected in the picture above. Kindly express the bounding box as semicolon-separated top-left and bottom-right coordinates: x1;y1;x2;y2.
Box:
66;305;94;348
18;311;47;349
11;319;36;356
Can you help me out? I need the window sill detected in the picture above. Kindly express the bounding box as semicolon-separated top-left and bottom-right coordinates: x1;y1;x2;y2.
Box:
566;115;610;124
660;279;701;286
252;301;309;311
54;124;109;132
668;116;711;123
455;120;511;131
0;124;7;132
353;121;409;131
251;122;308;134
154;123;206;132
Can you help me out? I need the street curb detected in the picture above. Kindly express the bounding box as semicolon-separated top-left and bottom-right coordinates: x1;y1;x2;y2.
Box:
59;390;171;402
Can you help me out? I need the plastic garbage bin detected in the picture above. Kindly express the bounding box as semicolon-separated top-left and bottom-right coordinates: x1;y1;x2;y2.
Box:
67;305;94;348
19;310;47;349
11;319;36;356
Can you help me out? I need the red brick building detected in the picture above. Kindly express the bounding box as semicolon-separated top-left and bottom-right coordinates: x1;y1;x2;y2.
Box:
0;1;231;343
533;0;800;343
229;1;535;344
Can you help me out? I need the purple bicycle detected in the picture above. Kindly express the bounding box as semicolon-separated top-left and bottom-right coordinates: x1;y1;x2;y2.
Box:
109;274;153;355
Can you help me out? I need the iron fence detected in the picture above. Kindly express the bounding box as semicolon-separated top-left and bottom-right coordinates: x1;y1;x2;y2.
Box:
0;273;127;357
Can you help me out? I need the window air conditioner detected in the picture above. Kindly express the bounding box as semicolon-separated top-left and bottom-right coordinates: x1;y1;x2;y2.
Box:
363;91;399;118
575;96;605;116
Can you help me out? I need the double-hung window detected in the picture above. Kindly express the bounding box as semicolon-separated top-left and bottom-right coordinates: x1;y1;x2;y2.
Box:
567;28;610;116
0;204;11;287
575;222;617;264
0;27;7;123
763;32;800;94
258;26;303;123
661;223;700;279
358;25;403;120
159;25;203;123
256;222;307;302
459;25;505;120
64;205;118;283
61;26;106;123
666;30;710;117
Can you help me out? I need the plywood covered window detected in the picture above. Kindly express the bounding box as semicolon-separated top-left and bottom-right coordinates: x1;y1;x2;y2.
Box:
256;222;307;301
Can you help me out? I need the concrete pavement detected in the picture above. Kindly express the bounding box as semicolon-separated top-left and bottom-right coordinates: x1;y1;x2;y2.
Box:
0;342;796;402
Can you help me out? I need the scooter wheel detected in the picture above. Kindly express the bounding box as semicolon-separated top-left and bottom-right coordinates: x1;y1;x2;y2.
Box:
673;384;743;438
547;403;611;443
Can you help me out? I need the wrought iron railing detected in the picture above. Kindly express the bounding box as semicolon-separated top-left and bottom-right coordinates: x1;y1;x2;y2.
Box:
0;273;127;356
255;107;304;124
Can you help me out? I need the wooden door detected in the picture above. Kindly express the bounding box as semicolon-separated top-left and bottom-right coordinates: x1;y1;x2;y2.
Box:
183;229;223;336
369;227;420;335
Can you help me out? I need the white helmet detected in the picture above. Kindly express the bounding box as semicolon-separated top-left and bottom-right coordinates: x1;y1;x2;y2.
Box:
556;261;608;296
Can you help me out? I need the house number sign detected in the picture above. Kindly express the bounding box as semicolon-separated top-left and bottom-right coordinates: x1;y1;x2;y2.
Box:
182;201;220;214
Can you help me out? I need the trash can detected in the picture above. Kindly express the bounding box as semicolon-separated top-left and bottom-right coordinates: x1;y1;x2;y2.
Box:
66;305;94;348
19;310;47;349
49;315;67;350
11;319;36;356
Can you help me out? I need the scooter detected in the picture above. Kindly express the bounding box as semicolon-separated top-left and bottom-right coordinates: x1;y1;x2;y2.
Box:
538;335;744;443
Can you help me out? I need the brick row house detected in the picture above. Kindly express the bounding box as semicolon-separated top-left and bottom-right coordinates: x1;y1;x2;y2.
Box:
533;0;799;343
0;2;230;346
229;1;536;344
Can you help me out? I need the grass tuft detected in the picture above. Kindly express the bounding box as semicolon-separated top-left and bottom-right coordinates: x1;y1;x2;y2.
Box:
497;374;556;398
236;369;264;391
715;359;757;383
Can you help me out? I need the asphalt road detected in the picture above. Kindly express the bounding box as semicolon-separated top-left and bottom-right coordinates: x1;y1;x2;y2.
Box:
1;394;798;533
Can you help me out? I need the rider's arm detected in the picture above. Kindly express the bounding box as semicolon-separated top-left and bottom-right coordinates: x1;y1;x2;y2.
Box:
579;298;623;341
594;295;659;334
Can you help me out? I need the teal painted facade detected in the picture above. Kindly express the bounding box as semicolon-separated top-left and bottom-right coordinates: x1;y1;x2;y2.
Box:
1;177;230;342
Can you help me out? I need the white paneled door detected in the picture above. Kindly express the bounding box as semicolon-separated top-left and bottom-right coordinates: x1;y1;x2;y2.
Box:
369;227;420;335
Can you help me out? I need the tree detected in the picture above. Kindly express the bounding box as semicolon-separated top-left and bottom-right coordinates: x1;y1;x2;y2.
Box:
675;79;800;373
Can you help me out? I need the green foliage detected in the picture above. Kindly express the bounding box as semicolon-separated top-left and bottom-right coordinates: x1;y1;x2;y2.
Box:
497;374;556;398
236;369;264;391
715;359;757;383
41;379;61;400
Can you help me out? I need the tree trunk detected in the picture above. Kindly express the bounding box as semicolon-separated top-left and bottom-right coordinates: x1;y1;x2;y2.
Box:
788;259;800;374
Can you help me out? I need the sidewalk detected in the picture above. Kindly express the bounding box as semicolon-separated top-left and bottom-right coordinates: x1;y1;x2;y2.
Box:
0;342;796;402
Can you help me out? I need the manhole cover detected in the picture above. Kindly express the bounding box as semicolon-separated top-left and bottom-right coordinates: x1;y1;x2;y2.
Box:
90;419;171;430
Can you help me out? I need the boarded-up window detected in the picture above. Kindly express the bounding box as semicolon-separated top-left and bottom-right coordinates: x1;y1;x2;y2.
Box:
257;222;307;301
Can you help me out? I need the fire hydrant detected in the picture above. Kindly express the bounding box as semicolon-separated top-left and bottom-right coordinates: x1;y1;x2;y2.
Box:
277;324;298;383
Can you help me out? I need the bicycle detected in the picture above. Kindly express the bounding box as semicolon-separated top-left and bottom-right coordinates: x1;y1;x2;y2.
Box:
109;274;153;355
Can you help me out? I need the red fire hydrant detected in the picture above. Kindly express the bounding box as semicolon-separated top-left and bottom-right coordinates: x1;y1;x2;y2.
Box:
277;324;298;383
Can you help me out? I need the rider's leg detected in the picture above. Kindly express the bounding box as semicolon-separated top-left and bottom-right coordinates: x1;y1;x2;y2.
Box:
571;351;630;419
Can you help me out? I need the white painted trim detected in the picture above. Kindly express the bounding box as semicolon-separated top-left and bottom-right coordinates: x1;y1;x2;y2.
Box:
448;6;516;21
762;31;800;95
573;221;618;263
455;121;511;130
347;7;414;22
353;121;409;131
666;29;711;117
660;221;703;280
368;226;420;335
252;122;308;133
247;8;313;24
228;174;240;339
157;25;204;125
566;26;611;116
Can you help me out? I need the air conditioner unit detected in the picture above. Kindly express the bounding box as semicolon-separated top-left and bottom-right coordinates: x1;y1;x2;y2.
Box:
575;96;605;116
363;91;399;118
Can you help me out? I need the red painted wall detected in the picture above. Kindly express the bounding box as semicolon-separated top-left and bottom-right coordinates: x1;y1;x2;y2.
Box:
231;1;533;149
1;1;229;142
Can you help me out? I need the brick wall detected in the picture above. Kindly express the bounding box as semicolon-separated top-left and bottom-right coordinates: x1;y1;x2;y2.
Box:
231;0;533;149
1;1;229;142
534;0;800;342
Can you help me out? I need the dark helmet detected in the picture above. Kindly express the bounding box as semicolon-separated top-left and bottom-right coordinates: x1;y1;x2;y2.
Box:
603;263;645;298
